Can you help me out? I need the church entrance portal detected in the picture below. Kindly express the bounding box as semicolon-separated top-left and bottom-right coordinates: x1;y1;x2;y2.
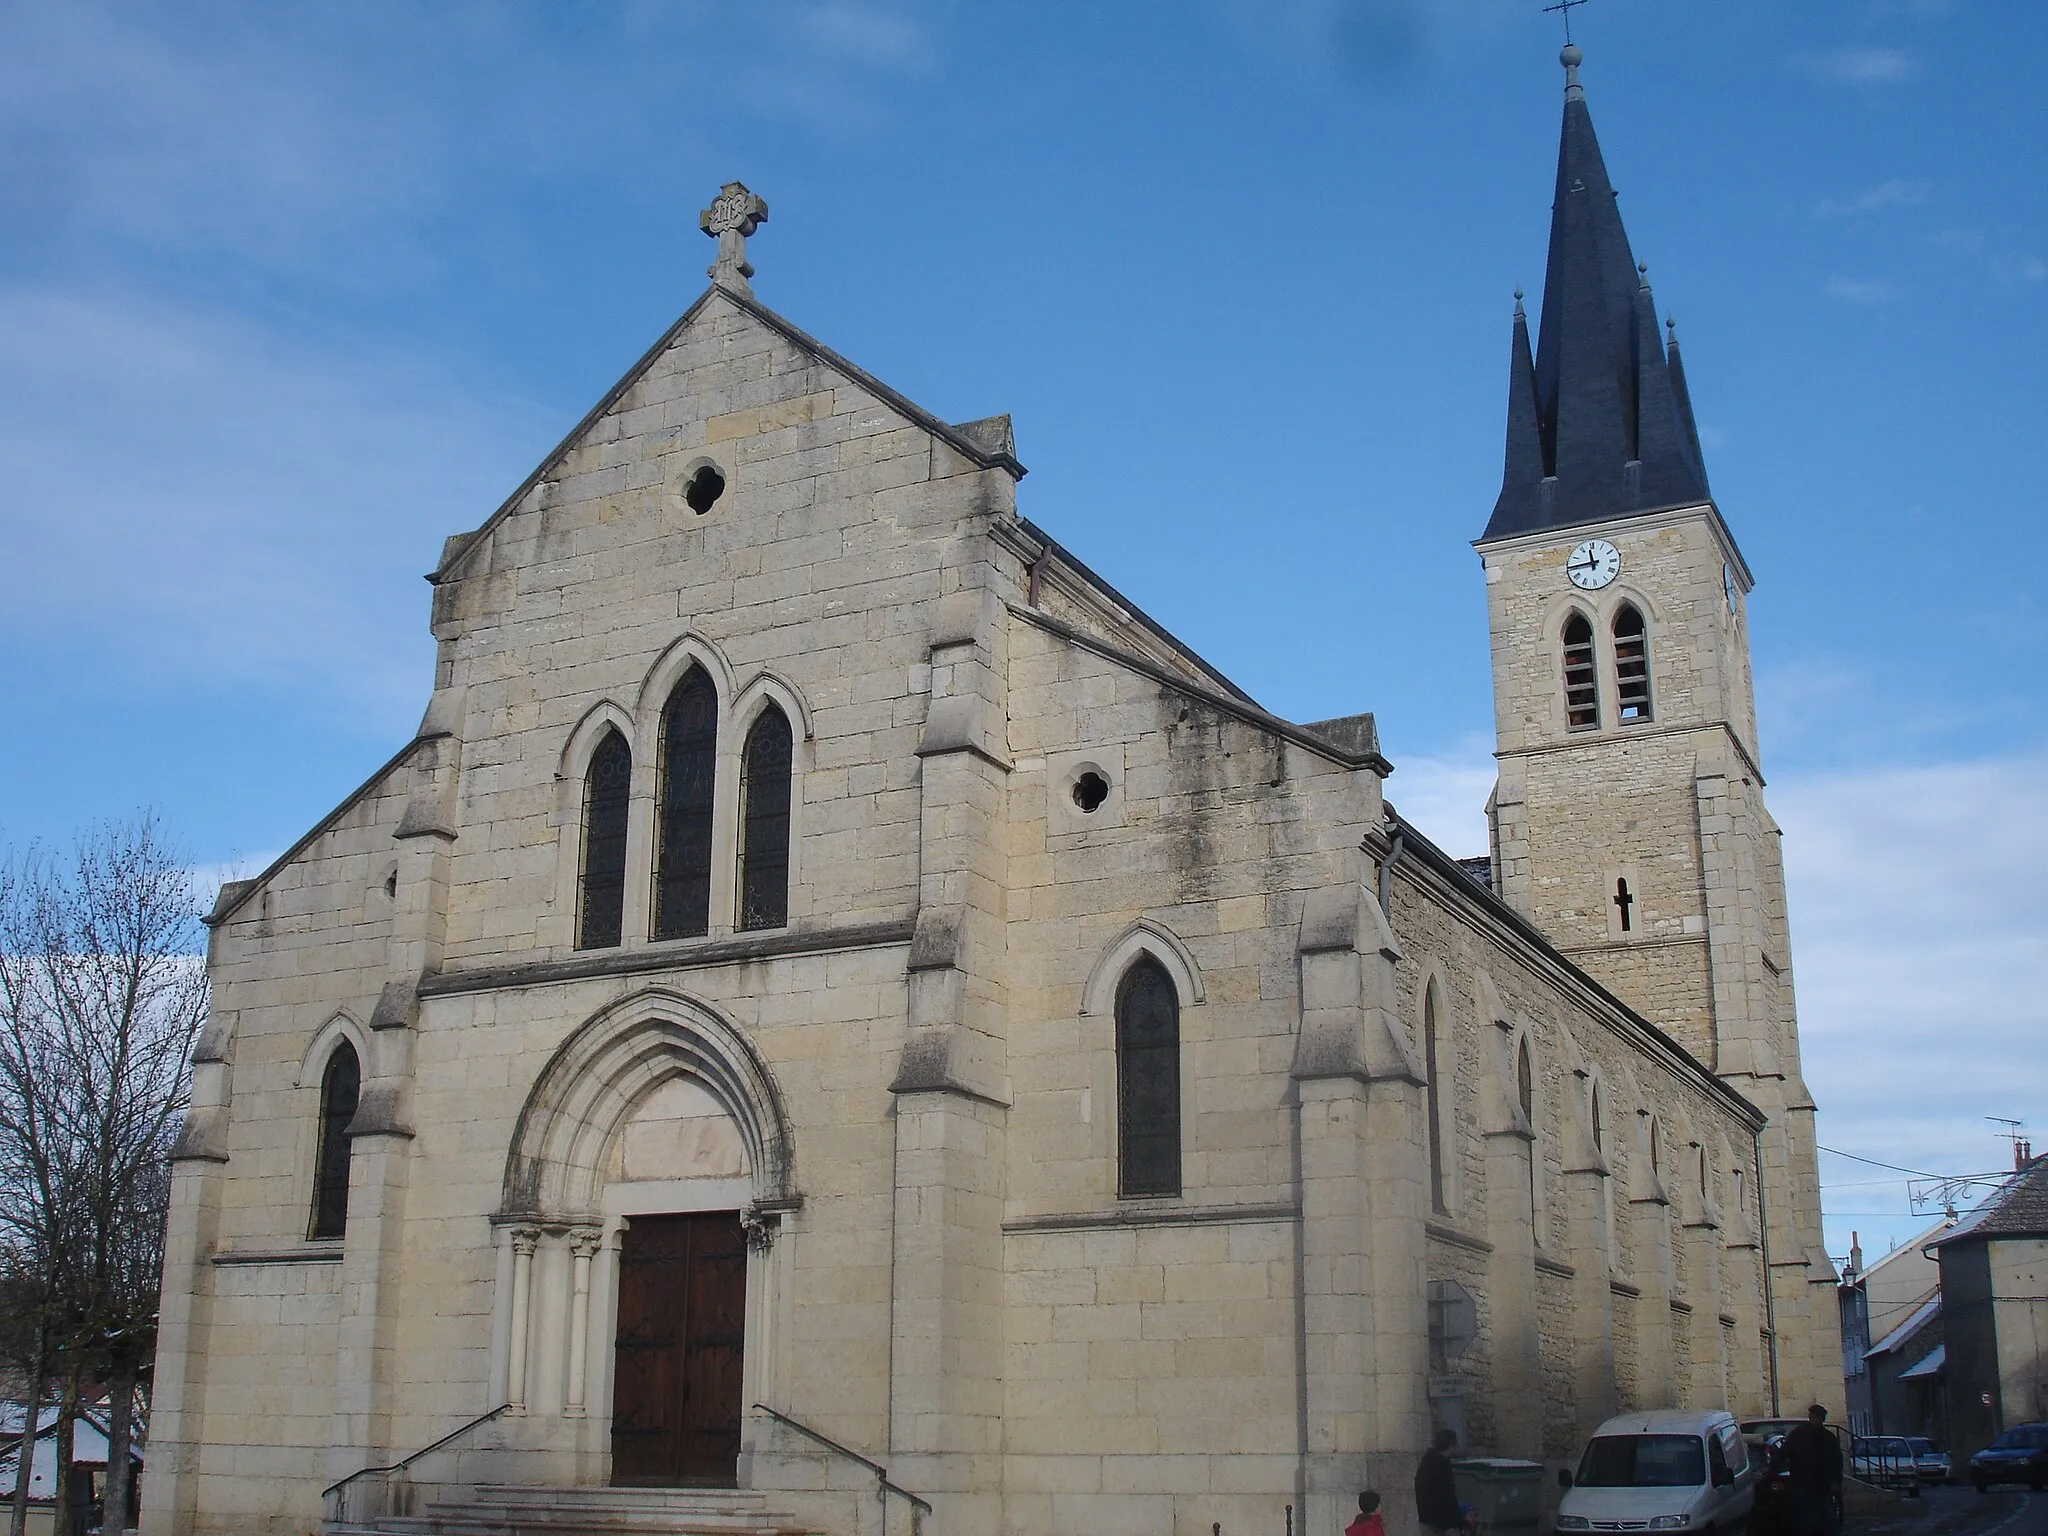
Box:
610;1212;747;1487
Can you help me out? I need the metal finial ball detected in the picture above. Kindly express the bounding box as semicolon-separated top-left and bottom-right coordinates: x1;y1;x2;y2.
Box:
1560;43;1583;69
1638;262;1648;275
1514;288;1525;300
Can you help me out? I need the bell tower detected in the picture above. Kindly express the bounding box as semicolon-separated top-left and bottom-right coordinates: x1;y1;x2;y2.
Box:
1476;44;1841;1413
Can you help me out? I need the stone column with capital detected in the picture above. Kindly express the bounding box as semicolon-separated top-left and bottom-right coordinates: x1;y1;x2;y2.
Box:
565;1227;602;1418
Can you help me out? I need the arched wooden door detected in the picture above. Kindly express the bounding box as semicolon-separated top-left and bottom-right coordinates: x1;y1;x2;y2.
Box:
610;1213;746;1486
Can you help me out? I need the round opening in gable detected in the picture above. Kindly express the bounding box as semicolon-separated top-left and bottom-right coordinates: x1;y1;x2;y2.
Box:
685;463;727;514
1071;771;1110;813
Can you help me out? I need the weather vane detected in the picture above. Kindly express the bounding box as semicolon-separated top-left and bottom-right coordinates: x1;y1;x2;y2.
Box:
1543;0;1590;44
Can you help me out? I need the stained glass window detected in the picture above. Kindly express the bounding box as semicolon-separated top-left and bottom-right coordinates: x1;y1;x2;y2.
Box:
1116;958;1181;1198
654;668;718;940
738;707;793;932
577;729;631;950
309;1042;360;1241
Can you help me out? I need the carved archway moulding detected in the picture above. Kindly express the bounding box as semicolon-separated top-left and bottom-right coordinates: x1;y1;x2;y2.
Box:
499;986;797;1225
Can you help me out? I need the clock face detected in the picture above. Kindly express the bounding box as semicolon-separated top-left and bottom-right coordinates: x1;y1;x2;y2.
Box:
1566;539;1620;590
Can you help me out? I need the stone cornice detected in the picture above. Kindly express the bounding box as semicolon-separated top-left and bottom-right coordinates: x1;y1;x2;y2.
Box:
1004;1201;1298;1234
1496;717;1765;790
416;917;917;999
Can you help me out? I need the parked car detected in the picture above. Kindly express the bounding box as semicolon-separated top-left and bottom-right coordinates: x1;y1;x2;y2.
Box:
1557;1411;1756;1535
1969;1423;2048;1492
1850;1435;1920;1492
1901;1437;1949;1485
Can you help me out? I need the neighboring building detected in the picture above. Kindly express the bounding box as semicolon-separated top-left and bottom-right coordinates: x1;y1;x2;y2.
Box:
0;1403;145;1536
1840;1220;1956;1438
144;46;1842;1536
1937;1155;2048;1461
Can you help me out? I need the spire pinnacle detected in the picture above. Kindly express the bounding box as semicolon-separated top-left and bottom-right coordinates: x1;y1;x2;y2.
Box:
1481;46;1713;542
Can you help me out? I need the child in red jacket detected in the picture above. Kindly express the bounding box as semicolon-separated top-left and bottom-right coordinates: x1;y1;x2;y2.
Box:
1346;1491;1385;1536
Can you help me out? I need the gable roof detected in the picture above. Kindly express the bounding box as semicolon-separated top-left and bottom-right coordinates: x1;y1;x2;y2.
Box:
430;281;1026;588
1938;1155;2048;1244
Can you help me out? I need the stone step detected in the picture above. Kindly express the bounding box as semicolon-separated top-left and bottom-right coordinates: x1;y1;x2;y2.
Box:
386;1485;818;1536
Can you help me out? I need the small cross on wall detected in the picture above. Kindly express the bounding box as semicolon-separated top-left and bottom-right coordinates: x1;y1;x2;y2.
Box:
1612;877;1635;934
701;181;769;295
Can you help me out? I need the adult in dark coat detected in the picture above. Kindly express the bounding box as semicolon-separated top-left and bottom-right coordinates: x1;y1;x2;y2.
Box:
1415;1429;1467;1536
1783;1405;1842;1536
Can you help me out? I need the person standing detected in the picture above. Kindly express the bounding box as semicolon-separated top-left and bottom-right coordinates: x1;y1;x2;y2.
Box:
1783;1405;1842;1536
1416;1429;1467;1536
1346;1491;1386;1536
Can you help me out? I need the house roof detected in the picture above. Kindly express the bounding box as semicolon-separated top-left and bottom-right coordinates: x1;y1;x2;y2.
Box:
1481;45;1716;546
1865;1294;1940;1359
1936;1155;2048;1245
1897;1344;1946;1382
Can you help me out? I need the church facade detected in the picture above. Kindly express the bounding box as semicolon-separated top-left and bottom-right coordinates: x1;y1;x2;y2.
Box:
145;54;1841;1536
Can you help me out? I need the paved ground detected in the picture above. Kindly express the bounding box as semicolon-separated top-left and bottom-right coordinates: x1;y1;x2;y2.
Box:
1850;1483;2043;1536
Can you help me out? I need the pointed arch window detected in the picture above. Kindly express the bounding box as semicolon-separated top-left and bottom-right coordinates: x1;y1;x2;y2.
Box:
576;730;632;950
1424;984;1448;1215
1116;957;1181;1199
1590;1082;1605;1153
309;1041;360;1241
737;706;793;932
654;667;718;941
1613;604;1652;722
1563;613;1600;730
1517;1035;1538;1218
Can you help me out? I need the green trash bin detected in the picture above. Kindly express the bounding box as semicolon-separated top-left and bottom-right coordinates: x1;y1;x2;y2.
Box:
1451;1457;1544;1536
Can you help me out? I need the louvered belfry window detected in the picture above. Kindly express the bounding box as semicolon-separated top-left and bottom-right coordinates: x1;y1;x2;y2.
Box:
737;706;793;932
654;668;718;940
1116;958;1181;1198
1563;612;1600;730
1613;604;1653;722
310;1041;360;1241
577;730;632;950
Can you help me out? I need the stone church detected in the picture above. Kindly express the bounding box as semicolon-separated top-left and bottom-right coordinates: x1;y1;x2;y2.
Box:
145;47;1842;1536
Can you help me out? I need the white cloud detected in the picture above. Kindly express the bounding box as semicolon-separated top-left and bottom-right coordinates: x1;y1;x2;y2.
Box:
1386;742;1495;860
1817;178;1930;217
0;283;553;710
1809;45;1917;84
1776;755;2048;1244
1824;274;1905;305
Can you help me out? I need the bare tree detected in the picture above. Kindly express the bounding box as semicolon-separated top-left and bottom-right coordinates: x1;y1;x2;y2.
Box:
0;817;207;1536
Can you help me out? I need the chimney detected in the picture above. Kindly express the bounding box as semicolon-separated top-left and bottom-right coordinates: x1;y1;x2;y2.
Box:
2018;1139;2033;1170
1848;1231;1863;1279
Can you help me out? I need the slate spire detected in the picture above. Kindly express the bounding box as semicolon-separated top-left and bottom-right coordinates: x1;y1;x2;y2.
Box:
1483;45;1711;542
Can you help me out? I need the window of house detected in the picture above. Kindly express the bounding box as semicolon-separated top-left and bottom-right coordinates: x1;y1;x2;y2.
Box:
309;1041;360;1241
1116;957;1181;1199
1424;984;1447;1215
737;706;793;932
653;667;718;940
1563;613;1600;730
576;730;631;950
1613;605;1652;722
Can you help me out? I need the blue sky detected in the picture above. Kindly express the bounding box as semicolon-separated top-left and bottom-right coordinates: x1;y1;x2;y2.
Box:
1;0;2042;1254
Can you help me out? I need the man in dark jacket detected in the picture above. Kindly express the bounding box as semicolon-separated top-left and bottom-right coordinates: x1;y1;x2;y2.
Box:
1415;1428;1467;1536
1783;1405;1842;1536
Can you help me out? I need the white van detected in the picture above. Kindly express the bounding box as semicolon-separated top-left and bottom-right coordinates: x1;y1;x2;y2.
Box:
1556;1411;1756;1536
